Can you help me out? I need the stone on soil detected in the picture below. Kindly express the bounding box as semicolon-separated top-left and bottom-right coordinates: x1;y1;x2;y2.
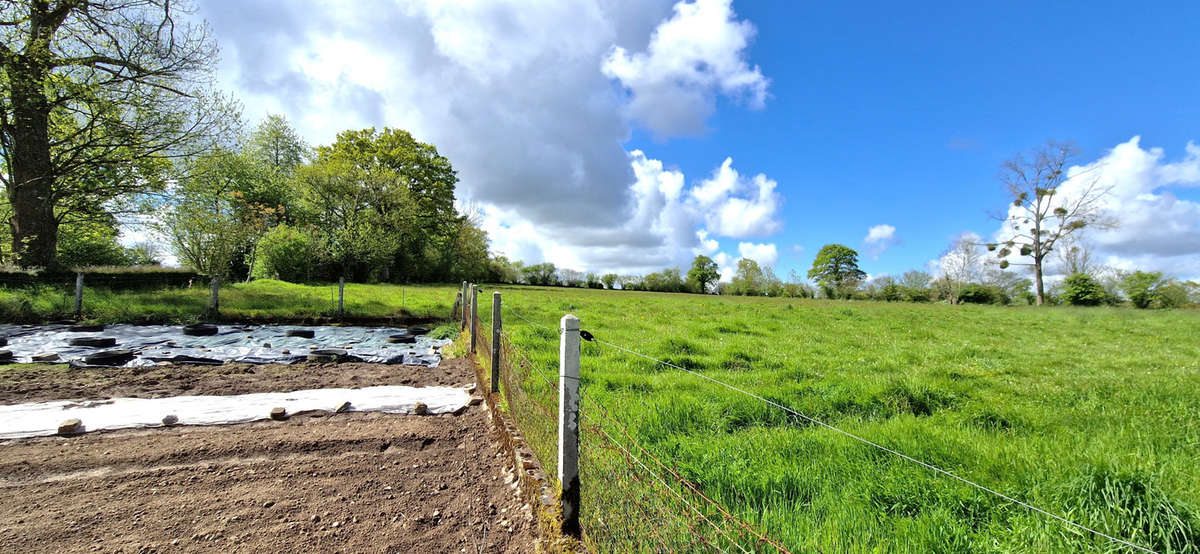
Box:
58;418;82;436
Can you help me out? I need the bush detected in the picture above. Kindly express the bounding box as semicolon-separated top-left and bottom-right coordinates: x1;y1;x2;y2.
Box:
252;225;315;282
1121;271;1165;309
1062;273;1107;306
1157;282;1191;309
958;284;1009;305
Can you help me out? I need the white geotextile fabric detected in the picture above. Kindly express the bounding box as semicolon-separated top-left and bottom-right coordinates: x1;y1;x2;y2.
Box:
0;385;470;439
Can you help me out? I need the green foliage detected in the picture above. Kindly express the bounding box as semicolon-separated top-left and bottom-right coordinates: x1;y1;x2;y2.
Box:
520;263;558;286
957;283;1009;305
687;255;720;293
1157;282;1193;309
161;148;272;277
601;273;619;290
1121;271;1167;309
56;219;158;268
1062;273;1107;306
247;114;308;174
726;258;765;296
251;225;315;282
808;244;866;299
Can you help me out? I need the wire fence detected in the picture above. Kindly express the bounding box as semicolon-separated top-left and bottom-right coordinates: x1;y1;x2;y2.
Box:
468;296;795;553
0;274;428;321
472;286;1161;554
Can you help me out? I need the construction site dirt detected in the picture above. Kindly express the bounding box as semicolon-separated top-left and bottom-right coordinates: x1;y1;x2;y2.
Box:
0;358;538;553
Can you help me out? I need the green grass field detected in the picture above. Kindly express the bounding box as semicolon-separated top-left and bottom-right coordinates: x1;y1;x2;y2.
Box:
0;279;453;323
479;285;1200;553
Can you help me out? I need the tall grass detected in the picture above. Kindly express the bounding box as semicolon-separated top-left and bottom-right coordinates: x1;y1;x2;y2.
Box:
487;286;1199;553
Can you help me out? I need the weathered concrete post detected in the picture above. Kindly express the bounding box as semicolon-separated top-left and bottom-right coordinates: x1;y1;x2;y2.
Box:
74;272;84;318
469;284;478;354
209;274;221;317
461;281;468;329
491;292;502;393
558;314;581;537
338;277;345;317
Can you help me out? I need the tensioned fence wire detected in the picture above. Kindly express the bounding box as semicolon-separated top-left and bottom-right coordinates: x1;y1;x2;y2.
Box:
496;292;1159;554
493;300;794;553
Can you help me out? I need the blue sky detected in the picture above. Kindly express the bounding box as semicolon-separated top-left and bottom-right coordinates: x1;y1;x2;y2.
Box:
626;1;1200;279
199;0;1200;281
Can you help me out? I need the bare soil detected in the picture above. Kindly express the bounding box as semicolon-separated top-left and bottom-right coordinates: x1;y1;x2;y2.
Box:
0;358;474;405
0;359;538;553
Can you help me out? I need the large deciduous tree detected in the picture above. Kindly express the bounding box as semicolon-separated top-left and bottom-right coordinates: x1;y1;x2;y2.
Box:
0;0;233;268
808;244;866;299
987;141;1113;305
686;254;719;293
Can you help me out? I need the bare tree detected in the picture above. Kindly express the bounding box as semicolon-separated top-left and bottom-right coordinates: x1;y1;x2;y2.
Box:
938;234;982;304
987;141;1113;305
1056;234;1098;276
1;1;235;268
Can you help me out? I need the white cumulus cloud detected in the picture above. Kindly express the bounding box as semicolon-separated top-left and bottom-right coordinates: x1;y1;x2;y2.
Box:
194;0;783;276
737;241;778;268
863;223;898;259
602;0;769;136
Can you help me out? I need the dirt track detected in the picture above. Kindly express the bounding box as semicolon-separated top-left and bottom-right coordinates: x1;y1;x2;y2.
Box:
0;359;538;553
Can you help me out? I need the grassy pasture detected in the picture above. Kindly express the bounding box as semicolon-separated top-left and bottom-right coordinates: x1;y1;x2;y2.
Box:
483;285;1200;553
0;279;452;323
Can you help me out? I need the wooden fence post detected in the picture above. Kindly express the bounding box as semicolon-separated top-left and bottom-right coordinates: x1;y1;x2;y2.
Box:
74;272;84;319
209;275;221;317
491;292;501;393
338;277;345;317
470;284;478;354
559;313;581;537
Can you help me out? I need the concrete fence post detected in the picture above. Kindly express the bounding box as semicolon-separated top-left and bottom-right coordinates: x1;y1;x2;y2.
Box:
558;313;581;537
491;292;502;393
338;277;345;317
209;274;221;317
461;281;468;329
470;284;478;354
74;272;84;319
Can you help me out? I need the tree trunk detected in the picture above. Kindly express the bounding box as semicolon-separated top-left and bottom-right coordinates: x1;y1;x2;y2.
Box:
6;62;59;269
1034;256;1045;306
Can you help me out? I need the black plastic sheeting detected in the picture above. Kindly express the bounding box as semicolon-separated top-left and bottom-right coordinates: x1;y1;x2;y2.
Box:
0;324;448;367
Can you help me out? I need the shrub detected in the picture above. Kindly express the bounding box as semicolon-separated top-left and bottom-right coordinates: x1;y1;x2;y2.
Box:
1062;273;1107;306
1157;282;1191;309
958;284;1009;305
1121;271;1165;309
252;225;315;282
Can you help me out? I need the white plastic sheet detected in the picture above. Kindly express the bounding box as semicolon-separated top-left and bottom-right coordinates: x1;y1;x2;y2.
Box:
0;385;470;439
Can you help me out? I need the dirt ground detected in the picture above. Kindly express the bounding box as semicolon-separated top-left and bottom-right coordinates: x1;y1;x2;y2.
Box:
0;358;475;405
0;358;538;553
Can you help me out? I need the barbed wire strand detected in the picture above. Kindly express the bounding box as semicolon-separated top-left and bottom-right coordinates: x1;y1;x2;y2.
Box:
591;337;1158;554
